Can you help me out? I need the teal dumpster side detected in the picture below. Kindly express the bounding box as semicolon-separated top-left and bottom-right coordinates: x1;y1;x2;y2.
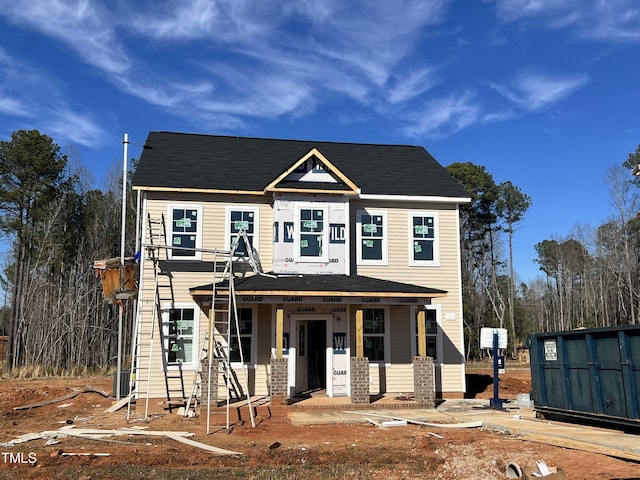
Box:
527;324;640;427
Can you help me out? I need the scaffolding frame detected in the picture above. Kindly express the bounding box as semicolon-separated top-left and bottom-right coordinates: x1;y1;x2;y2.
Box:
127;213;258;432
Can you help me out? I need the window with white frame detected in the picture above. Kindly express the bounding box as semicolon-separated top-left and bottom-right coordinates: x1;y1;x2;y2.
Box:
414;307;439;360
363;308;386;362
229;307;254;363
296;204;328;261
163;304;199;369
357;210;387;265
227;208;258;257
409;212;439;266
168;205;202;259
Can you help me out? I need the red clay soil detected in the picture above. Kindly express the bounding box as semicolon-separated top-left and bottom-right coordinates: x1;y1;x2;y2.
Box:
0;366;638;479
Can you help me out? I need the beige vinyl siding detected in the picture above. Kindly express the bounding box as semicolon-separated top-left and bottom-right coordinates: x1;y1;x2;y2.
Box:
138;193;273;401
137;192;465;399
145;192;273;266
367;365;414;394
385;365;414;393
352;200;465;393
438;364;465;394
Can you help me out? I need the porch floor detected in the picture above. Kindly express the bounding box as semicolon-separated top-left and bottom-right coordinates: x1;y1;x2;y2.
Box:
225;392;436;410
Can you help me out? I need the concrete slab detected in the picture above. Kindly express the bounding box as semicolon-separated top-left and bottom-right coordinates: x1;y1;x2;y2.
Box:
287;399;640;462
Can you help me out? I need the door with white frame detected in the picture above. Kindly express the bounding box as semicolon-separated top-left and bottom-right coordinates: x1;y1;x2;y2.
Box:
290;314;332;395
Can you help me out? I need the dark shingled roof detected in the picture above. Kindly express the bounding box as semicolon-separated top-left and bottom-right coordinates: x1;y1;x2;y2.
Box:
132;132;469;198
190;274;447;297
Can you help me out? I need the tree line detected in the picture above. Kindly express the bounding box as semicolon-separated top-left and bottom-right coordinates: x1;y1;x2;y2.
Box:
0;130;136;371
447;149;640;359
0;129;638;371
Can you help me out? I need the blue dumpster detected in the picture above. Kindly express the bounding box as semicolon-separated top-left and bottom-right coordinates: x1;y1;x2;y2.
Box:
527;324;640;428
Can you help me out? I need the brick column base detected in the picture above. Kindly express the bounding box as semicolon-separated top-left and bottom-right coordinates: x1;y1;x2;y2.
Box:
350;357;370;405
199;358;218;407
413;356;435;408
270;357;289;405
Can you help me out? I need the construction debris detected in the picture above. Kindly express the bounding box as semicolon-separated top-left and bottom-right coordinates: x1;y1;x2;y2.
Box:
522;460;567;479
344;411;483;428
13;386;109;411
1;426;241;455
105;393;132;413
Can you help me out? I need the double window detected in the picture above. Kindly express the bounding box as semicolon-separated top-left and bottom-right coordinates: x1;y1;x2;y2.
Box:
227;207;258;257
296;204;328;262
356;210;387;265
409;212;439;266
163;304;199;369
168;205;203;259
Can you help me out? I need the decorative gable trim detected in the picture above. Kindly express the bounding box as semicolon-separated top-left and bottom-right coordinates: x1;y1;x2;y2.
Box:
265;148;361;195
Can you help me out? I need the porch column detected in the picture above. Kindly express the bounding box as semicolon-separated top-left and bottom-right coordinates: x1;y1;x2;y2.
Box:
275;306;284;358
270;305;288;405
417;308;427;357
355;308;364;357
351;307;370;405
414;307;435;407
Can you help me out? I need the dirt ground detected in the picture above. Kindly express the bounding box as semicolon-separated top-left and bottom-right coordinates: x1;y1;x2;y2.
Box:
0;364;638;480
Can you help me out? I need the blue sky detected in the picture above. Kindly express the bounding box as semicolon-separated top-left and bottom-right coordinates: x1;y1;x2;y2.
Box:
0;0;639;283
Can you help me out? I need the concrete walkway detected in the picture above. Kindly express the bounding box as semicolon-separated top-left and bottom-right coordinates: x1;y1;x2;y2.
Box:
287;398;640;462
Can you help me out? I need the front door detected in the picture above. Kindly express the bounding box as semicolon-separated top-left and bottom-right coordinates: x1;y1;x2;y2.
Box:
295;320;327;393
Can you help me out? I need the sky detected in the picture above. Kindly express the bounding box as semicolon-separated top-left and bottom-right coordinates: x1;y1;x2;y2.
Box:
0;0;639;284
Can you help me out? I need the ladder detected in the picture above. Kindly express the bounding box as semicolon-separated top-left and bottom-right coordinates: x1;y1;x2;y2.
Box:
185;231;257;432
128;213;185;419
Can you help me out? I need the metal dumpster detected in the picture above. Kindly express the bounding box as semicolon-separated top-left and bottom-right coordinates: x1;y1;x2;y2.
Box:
527;324;640;428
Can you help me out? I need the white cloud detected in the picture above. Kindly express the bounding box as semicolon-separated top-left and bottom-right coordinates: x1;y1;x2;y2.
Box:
128;0;450;98
0;0;131;74
491;70;589;112
0;96;28;116
0;0;458;133
43;107;107;148
387;68;440;104
0;48;107;147
489;0;575;22
488;0;640;42
403;90;480;139
133;0;270;42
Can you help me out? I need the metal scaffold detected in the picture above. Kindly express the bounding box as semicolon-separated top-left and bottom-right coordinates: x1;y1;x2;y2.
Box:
127;213;257;432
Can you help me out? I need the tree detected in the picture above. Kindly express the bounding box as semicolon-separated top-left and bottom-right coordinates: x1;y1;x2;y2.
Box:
447;162;505;356
495;181;531;357
605;164;639;324
0;130;72;367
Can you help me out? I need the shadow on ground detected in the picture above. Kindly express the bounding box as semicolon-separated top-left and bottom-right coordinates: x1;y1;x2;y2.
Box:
464;373;493;399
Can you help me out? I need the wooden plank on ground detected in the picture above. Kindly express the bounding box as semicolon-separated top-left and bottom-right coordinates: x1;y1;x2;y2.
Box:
165;433;241;455
14;386;109;410
105;394;132;413
344;411;483;428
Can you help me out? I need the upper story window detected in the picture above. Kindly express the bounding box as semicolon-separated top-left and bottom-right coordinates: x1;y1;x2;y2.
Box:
356;210;387;265
296;204;328;262
409;212;439;266
168;205;202;260
227;207;258;257
163;304;199;370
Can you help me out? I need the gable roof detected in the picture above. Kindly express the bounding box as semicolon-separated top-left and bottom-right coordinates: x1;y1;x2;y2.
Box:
132;131;469;199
